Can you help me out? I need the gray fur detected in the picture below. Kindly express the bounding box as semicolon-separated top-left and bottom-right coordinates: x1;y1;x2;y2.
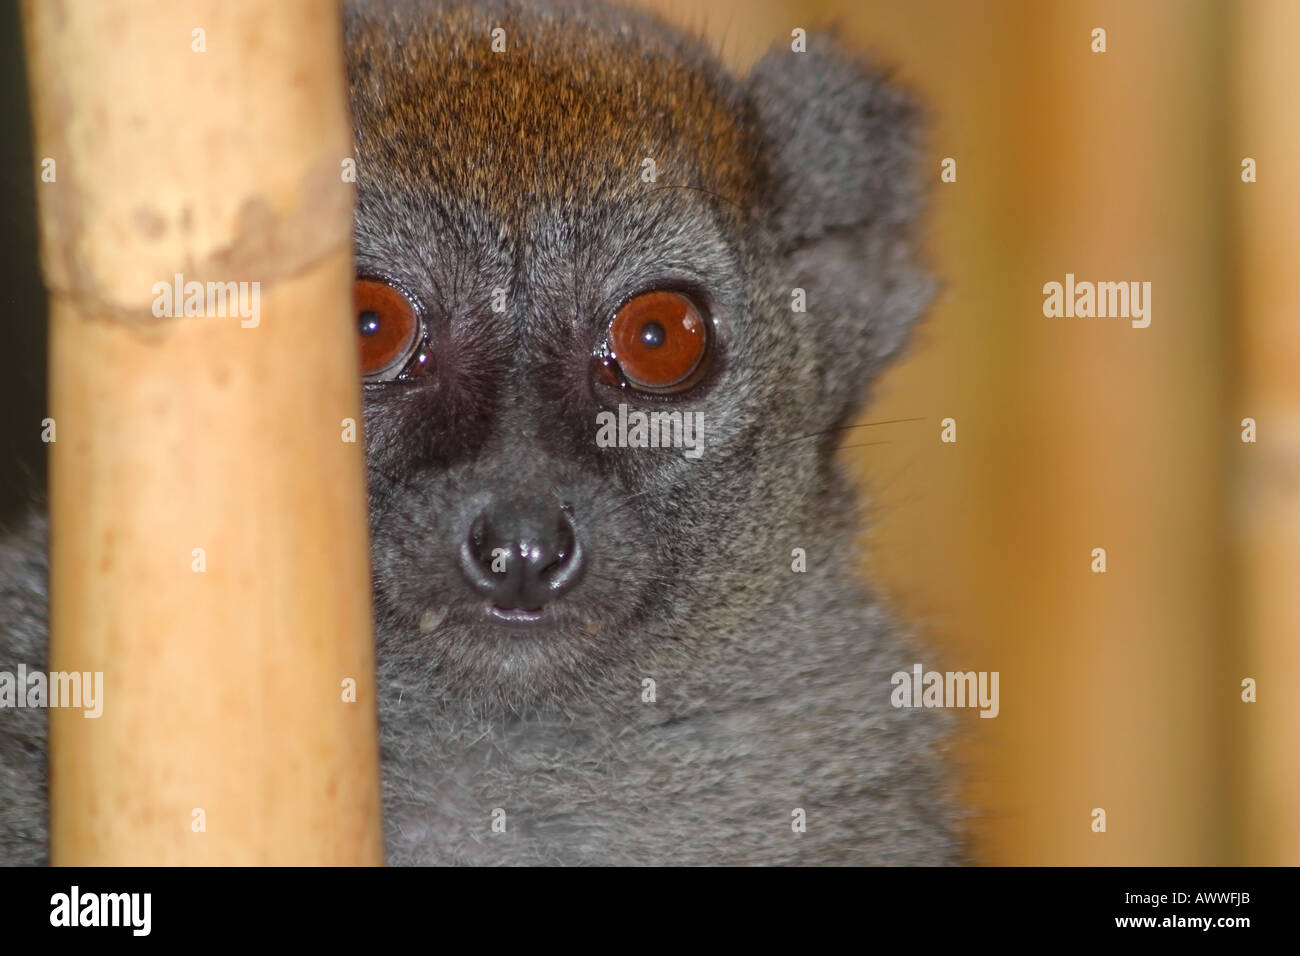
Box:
0;512;49;866
1;0;957;864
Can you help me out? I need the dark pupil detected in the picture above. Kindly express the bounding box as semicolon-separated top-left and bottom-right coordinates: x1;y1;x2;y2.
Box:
640;320;666;349
359;309;381;336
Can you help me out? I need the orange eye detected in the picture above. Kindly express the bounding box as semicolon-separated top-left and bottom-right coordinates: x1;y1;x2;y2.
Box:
607;291;709;393
355;278;420;379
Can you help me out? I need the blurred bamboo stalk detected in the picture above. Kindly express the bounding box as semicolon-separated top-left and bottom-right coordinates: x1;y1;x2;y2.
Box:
1233;0;1300;866
24;0;383;863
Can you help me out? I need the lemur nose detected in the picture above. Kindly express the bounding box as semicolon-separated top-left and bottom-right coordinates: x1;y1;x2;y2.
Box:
459;498;584;610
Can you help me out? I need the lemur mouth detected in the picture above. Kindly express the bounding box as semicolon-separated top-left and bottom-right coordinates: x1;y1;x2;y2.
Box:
486;604;549;628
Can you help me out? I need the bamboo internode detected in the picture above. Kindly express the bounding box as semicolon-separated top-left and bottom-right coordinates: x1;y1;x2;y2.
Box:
23;0;383;864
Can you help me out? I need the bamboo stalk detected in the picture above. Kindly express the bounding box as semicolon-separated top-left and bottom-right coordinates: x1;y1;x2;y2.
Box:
1233;0;1300;867
23;0;383;864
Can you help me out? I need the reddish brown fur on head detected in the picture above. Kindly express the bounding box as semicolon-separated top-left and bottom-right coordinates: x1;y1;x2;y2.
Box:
345;0;763;235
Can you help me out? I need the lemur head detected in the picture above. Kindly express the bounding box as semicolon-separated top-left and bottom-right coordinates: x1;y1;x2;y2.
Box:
344;0;932;707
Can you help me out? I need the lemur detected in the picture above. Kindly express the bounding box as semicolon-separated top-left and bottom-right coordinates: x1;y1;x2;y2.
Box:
0;0;957;865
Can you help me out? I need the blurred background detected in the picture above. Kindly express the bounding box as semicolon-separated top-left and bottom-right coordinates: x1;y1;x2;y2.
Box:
2;0;1295;864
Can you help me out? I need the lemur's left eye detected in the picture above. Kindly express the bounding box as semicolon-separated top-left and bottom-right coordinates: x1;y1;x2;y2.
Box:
355;278;422;381
605;291;710;393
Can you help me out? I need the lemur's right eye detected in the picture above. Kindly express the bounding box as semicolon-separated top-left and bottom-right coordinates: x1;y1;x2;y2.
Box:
355;278;421;381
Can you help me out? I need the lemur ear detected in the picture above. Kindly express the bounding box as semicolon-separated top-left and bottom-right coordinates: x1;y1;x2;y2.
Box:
747;33;934;402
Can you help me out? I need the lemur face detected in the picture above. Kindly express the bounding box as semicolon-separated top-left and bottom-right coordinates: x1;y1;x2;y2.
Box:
343;0;931;707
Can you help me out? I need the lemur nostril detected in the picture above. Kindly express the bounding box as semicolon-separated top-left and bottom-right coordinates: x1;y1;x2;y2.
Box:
540;549;569;579
543;514;577;577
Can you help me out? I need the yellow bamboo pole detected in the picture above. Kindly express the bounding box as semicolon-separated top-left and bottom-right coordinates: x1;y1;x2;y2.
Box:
1233;0;1300;866
23;0;383;864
